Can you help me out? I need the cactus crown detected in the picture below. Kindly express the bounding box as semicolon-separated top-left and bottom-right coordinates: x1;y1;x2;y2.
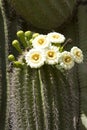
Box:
8;30;83;70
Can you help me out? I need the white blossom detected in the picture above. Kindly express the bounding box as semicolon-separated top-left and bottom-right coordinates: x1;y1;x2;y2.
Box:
32;34;50;49
71;46;83;63
25;48;45;68
47;32;65;44
59;51;74;70
45;46;60;65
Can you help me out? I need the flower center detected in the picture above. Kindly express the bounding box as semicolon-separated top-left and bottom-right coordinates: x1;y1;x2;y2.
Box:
64;56;71;63
52;35;60;39
32;53;40;61
47;51;55;58
38;38;44;45
76;51;81;57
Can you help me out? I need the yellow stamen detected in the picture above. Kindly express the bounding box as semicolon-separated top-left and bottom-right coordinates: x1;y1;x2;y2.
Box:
64;56;71;63
48;51;54;58
38;39;44;45
32;54;40;61
52;35;60;39
76;51;81;57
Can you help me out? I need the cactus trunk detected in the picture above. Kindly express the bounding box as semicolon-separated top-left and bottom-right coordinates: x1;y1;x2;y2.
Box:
77;4;87;130
8;65;76;130
0;4;7;129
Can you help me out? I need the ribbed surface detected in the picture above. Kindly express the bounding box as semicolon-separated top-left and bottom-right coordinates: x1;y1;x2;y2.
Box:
59;13;80;130
0;5;7;130
60;3;87;130
0;0;23;129
9;0;76;30
8;64;77;130
77;5;87;130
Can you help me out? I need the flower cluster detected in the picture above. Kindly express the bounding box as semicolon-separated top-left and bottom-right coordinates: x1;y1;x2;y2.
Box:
25;32;83;69
8;31;83;70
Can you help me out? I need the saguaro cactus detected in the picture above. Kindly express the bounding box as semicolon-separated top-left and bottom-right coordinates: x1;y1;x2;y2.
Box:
0;0;87;130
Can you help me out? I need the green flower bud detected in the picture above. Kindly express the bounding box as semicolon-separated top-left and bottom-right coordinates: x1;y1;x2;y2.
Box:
59;46;64;52
25;31;32;40
17;30;27;47
8;54;15;61
29;38;34;45
32;33;39;39
12;40;22;53
13;61;24;68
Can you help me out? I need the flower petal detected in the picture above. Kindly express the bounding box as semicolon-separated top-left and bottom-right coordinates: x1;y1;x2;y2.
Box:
47;32;65;43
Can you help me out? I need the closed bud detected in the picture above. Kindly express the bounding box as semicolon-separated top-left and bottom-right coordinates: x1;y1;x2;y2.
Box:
8;54;15;61
13;61;24;68
32;33;39;39
59;46;64;52
29;39;33;45
17;30;27;47
12;40;22;53
25;31;32;40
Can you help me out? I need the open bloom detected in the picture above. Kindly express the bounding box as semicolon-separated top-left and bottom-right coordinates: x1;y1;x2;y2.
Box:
45;46;60;65
71;46;83;63
59;51;74;70
32;34;50;49
25;48;45;68
47;32;65;44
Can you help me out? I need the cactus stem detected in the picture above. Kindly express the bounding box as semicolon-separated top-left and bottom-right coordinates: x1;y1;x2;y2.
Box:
38;68;50;130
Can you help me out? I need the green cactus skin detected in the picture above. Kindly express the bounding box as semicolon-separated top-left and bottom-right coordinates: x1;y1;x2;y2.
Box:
77;4;87;130
0;0;26;129
8;64;76;130
8;0;76;30
0;5;7;130
60;1;87;130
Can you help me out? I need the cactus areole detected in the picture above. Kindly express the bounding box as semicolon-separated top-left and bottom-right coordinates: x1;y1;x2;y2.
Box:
9;0;76;30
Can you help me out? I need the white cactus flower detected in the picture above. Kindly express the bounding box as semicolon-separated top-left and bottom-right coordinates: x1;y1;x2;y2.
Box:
25;48;45;68
47;32;65;44
45;46;60;65
71;46;83;63
32;34;50;49
59;51;74;70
